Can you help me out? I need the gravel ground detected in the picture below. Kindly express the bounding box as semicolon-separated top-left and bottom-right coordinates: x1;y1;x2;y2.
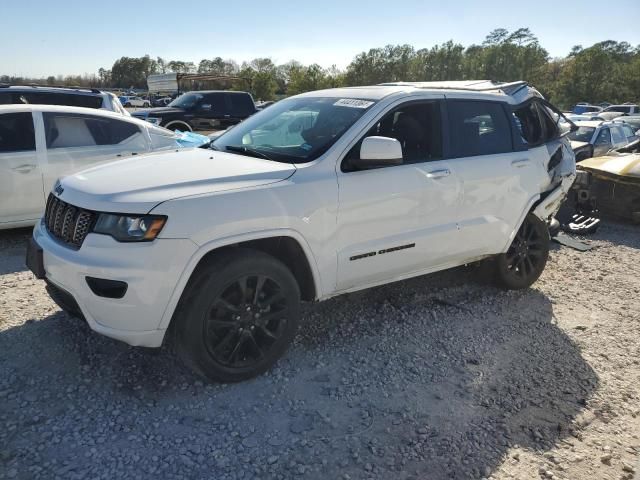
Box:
0;222;639;480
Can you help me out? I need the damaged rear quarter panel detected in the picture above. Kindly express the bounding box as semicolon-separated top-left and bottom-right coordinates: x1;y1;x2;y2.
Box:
533;138;576;220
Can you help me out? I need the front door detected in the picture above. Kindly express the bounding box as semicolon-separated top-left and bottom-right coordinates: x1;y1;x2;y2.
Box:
0;112;44;225
593;127;612;157
335;98;463;291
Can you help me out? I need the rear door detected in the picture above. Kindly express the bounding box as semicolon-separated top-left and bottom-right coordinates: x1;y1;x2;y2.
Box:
446;99;543;257
40;112;149;192
0;111;45;225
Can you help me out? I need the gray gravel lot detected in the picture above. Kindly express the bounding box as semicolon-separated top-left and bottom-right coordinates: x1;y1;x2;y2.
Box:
0;222;639;480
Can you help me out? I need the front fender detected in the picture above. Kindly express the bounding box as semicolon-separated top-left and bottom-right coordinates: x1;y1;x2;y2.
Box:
156;228;323;330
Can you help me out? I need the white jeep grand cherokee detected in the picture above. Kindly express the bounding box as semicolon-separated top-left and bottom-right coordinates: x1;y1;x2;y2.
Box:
27;81;576;382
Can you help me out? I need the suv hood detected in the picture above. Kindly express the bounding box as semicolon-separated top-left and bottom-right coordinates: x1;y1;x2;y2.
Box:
56;148;296;213
131;106;184;117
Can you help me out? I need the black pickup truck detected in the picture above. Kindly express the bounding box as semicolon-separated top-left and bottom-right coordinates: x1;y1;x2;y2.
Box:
132;90;257;131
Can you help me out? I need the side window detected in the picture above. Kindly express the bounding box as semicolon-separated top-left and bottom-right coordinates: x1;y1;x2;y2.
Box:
0;112;35;153
229;94;256;117
595;128;611;145
344;101;442;169
611;126;627;144
512;102;543;146
22;92;102;109
203;93;227;115
448;101;512;157
621;124;635;138
43;113;141;148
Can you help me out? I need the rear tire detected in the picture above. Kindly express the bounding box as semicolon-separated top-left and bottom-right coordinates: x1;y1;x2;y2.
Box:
174;249;301;382
494;214;549;290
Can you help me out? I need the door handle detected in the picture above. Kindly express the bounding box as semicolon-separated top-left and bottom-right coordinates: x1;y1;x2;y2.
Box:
511;159;530;168
426;168;451;179
12;164;36;173
224;115;231;118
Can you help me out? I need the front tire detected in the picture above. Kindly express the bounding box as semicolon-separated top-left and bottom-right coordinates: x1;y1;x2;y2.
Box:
174;249;301;382
494;214;549;289
163;121;192;132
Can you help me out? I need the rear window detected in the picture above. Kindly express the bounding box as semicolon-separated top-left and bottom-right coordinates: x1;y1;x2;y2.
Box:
513;102;544;146
448;101;512;157
0;112;35;153
43;113;141;148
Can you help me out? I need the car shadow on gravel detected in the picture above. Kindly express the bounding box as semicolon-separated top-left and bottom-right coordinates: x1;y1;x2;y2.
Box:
0;266;598;480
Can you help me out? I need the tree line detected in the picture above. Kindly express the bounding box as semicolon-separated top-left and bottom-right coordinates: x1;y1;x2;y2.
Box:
2;28;638;109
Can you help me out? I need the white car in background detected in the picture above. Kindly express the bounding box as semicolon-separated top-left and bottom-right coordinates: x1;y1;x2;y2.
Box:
0;104;205;229
120;96;151;108
0;85;129;116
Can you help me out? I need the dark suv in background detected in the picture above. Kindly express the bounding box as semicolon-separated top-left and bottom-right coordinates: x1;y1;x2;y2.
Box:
131;90;257;131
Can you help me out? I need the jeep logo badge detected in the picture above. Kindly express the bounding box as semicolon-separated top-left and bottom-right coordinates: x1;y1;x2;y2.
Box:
54;183;64;196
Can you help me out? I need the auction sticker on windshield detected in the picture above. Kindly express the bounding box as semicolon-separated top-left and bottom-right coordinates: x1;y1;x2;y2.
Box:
334;99;375;109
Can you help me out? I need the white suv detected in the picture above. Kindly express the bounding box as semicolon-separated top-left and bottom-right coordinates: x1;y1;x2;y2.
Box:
0;85;129;116
27;81;576;382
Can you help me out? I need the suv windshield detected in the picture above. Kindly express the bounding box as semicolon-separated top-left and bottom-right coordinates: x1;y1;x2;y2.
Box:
568;126;596;143
212;96;376;163
169;93;203;109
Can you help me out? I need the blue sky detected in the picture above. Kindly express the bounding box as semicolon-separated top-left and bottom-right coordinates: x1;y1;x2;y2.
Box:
3;0;639;77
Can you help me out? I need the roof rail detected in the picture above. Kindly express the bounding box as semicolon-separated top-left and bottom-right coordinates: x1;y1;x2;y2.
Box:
378;80;529;95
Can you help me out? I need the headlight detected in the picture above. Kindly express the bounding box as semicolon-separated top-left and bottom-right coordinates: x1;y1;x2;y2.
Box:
146;117;162;125
93;214;167;242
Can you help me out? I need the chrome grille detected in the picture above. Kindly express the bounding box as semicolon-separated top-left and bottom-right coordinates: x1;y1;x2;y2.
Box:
44;194;96;248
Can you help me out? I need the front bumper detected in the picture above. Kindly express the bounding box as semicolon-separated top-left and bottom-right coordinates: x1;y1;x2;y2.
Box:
33;220;198;347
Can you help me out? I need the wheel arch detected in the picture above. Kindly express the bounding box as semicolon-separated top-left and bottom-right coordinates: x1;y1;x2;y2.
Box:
158;230;322;331
499;194;541;253
163;120;193;132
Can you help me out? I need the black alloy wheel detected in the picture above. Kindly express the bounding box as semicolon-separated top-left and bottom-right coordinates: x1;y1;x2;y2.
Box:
174;249;301;382
204;275;289;368
495;214;550;289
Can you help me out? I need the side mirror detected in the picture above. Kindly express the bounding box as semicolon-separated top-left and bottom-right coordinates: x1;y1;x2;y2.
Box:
353;136;403;169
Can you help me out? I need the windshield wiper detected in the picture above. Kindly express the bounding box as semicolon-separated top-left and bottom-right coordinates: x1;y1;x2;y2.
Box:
225;145;274;161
